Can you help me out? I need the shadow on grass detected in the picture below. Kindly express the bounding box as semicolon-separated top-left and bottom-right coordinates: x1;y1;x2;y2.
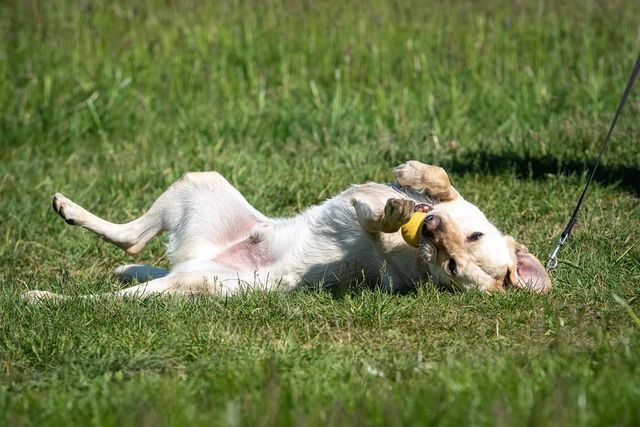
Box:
442;150;640;196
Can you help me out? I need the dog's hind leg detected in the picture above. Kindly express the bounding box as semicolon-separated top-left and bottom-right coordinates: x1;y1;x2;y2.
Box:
23;270;276;302
22;274;180;302
52;192;167;255
110;271;259;297
161;172;268;264
53;172;267;259
113;264;169;283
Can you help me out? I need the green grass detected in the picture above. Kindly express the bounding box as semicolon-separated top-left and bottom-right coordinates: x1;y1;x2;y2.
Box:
2;0;640;425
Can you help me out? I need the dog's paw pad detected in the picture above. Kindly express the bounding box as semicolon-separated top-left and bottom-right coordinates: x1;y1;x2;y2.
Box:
382;198;415;231
52;193;79;225
385;198;415;217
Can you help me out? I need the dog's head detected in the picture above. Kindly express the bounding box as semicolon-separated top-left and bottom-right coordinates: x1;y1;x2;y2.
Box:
416;198;551;293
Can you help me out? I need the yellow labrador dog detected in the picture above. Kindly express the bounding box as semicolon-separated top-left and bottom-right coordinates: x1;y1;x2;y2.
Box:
24;161;551;301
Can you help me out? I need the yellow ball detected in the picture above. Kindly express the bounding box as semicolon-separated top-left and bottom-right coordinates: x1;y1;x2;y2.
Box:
401;212;428;247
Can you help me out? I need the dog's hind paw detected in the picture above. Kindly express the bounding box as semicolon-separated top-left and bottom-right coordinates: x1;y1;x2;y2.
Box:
22;290;63;303
52;193;80;225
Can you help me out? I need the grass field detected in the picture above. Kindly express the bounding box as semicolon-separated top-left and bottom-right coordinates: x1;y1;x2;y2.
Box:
2;0;640;425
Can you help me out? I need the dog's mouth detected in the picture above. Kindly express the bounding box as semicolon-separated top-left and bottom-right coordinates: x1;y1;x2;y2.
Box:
414;203;432;213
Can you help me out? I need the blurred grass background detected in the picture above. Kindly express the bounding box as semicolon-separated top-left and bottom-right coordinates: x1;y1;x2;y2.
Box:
1;0;639;425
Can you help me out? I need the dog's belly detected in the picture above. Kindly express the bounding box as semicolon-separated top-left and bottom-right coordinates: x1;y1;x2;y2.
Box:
211;227;277;272
201;185;428;290
209;224;385;287
212;239;260;271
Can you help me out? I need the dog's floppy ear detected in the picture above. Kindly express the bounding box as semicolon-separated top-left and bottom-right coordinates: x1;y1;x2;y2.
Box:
394;161;461;202
505;236;552;294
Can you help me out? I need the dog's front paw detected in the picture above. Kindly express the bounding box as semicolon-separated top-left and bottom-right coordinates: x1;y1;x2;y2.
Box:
381;198;415;232
394;161;428;189
52;193;80;225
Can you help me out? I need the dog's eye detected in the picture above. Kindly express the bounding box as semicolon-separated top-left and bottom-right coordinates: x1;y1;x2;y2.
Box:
468;232;484;242
447;258;457;276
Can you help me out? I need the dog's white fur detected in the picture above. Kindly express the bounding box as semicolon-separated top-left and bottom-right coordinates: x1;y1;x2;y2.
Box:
23;161;551;301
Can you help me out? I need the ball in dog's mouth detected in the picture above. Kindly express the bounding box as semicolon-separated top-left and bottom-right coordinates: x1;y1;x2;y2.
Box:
400;203;434;248
401;212;428;247
400;212;439;263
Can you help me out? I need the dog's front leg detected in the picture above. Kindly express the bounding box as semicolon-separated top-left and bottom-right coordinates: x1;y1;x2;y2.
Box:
353;196;415;233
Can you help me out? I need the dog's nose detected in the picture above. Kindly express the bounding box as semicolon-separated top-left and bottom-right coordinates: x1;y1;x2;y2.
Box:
424;214;440;232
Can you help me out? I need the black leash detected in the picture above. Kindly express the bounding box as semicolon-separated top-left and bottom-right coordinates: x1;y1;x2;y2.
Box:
546;53;640;272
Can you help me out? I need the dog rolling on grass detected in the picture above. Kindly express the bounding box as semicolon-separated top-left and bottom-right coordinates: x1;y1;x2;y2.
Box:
23;161;551;301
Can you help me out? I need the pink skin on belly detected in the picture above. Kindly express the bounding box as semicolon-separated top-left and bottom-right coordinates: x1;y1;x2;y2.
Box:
213;239;258;271
217;215;260;248
211;219;274;272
